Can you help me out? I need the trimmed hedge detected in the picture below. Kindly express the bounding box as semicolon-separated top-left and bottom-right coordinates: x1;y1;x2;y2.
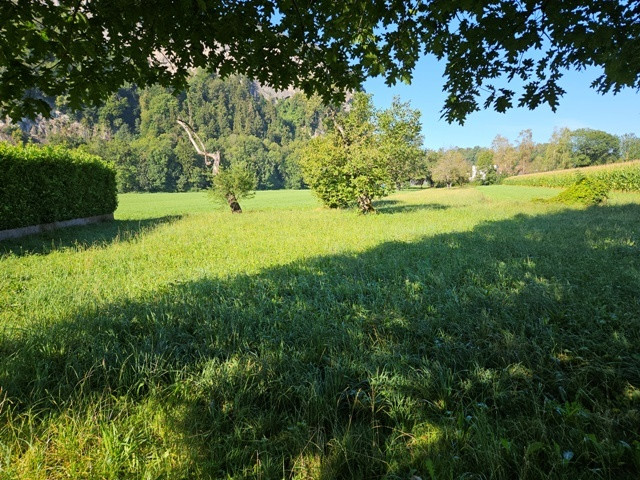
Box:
503;160;640;191
0;143;118;230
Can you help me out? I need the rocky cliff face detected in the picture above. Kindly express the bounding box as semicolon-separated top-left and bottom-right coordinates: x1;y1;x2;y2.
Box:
1;113;93;144
250;81;299;101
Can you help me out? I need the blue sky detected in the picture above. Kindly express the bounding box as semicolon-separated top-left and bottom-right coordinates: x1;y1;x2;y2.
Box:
363;55;640;150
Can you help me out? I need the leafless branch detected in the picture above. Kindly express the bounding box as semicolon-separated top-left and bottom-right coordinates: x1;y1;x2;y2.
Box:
177;119;220;174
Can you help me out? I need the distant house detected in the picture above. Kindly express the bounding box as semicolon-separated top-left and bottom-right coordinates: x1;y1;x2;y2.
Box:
471;164;497;181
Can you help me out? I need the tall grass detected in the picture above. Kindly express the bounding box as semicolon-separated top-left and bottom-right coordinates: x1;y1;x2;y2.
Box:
1;186;639;479
503;160;640;191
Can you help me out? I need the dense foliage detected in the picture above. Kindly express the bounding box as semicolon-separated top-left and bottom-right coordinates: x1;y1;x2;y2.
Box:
0;142;117;230
3;2;640;123
442;128;640;187
502;161;640;191
301;93;422;212
3;71;638;195
569;129;620;167
1;71;332;193
551;176;610;205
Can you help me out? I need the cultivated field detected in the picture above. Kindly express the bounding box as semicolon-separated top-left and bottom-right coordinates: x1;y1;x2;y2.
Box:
503;160;640;191
1;186;639;479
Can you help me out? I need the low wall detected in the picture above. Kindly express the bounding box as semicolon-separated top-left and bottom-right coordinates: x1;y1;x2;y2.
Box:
0;214;114;241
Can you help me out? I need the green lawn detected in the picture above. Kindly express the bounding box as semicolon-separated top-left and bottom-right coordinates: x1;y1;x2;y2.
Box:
1;186;639;479
116;189;320;220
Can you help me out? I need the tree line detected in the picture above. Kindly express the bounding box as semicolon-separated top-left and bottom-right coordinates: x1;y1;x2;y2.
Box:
0;70;333;193
426;128;640;188
2;70;639;199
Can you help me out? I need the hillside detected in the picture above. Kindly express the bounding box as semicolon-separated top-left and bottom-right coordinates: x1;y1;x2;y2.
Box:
0;71;334;192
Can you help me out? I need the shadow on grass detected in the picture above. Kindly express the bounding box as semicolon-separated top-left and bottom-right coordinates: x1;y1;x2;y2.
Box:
1;205;640;478
373;198;449;214
376;202;449;215
0;215;183;258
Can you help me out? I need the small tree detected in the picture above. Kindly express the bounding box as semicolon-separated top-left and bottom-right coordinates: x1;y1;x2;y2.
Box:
431;150;471;187
301;131;391;213
300;93;392;213
177;118;257;213
209;163;257;213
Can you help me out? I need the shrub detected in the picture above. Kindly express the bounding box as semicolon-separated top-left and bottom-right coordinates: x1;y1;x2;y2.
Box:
300;134;391;212
0;142;118;230
551;176;609;205
502;160;640;191
208;163;257;213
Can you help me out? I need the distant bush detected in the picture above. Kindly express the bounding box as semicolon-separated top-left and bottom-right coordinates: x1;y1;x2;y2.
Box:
208;163;257;213
551;176;609;205
0;142;117;230
503;160;640;191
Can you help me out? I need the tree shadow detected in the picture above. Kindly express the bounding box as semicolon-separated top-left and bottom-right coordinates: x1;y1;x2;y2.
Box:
376;203;449;214
373;198;449;214
372;199;401;207
0;215;183;258
1;205;639;478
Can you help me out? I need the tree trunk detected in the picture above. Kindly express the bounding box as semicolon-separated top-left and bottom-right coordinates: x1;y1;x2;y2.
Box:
357;194;375;214
226;193;242;213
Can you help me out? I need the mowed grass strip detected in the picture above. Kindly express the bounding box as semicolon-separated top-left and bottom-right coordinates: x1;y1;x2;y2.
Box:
1;186;639;479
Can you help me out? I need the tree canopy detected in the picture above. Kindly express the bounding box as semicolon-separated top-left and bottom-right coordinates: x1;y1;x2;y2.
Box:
2;1;639;122
431;150;471;188
301;93;391;212
300;92;424;212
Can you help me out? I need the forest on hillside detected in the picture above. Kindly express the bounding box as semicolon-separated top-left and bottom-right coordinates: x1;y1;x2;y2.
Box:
2;68;640;192
0;69;333;193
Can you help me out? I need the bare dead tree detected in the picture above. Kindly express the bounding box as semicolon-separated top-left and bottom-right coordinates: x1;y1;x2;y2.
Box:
177;119;249;213
177;119;221;175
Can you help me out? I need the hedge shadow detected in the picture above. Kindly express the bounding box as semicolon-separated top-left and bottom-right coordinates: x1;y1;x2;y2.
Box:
0;215;183;257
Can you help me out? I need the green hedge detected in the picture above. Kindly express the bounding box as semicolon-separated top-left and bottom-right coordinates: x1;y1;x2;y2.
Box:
503;161;640;191
0;143;118;230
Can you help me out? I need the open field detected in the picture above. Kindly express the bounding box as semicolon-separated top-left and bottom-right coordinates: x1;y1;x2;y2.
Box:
116;190;322;220
1;186;639;479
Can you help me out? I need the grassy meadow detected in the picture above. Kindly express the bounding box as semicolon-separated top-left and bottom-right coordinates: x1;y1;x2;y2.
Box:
1;186;639;479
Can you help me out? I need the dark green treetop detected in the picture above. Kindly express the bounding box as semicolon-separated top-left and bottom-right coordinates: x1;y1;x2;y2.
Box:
2;1;639;122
